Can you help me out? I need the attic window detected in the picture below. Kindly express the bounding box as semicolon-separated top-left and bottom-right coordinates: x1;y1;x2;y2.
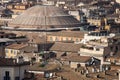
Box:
96;48;100;51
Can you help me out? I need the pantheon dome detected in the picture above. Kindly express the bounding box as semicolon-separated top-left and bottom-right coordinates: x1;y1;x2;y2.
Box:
7;5;81;31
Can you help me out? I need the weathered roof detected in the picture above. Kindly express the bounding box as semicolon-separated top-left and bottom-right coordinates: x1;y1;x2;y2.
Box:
9;5;80;29
48;31;86;38
62;54;92;62
6;43;27;50
50;42;81;52
0;58;29;67
29;63;59;71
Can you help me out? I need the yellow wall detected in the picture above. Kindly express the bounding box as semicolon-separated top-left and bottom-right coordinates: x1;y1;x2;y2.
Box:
7;5;13;9
70;62;86;68
5;48;20;58
11;9;25;14
70;62;78;68
105;25;110;31
47;36;82;42
87;19;102;27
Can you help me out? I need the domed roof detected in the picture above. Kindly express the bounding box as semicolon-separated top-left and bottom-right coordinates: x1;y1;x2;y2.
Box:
9;5;80;30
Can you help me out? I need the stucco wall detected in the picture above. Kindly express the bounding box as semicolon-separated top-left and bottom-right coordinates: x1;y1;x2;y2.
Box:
0;65;28;80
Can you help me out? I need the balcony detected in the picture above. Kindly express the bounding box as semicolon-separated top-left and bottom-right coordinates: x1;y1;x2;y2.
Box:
4;76;10;80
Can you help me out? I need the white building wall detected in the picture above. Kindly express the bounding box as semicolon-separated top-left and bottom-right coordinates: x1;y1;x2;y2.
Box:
80;48;104;56
0;67;14;80
81;33;115;44
20;66;28;80
0;65;28;80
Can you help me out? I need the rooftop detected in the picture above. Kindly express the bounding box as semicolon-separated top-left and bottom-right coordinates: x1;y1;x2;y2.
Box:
8;5;81;30
62;54;92;63
6;43;27;50
0;58;30;67
48;31;86;38
29;63;59;71
50;42;82;52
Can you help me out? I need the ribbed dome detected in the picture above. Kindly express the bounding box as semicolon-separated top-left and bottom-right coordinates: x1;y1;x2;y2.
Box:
9;5;80;30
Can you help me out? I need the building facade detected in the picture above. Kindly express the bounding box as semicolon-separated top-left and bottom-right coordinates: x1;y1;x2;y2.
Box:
0;57;29;80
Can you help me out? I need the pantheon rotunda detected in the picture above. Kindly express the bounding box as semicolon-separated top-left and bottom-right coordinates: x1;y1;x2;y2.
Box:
2;5;81;43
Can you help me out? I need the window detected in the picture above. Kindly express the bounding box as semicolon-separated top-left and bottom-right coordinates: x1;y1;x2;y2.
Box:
110;46;113;51
11;50;13;54
71;38;73;41
14;51;16;54
24;70;27;73
96;48;100;51
61;37;63;41
115;46;118;52
15;77;20;80
66;38;68;41
4;71;10;80
5;50;8;53
55;37;58;41
76;39;79;42
1;36;3;38
50;37;53;41
5;71;9;77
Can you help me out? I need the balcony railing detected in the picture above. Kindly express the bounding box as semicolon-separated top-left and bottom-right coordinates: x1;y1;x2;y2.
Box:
4;76;10;80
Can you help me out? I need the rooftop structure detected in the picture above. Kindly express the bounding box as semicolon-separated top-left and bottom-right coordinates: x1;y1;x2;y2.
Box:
0;57;29;66
50;42;82;53
47;31;86;42
6;43;27;50
3;5;81;31
0;57;29;80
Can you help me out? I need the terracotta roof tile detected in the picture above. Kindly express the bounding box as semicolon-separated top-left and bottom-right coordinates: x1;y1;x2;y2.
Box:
48;31;86;38
6;43;27;50
62;54;92;62
50;42;82;52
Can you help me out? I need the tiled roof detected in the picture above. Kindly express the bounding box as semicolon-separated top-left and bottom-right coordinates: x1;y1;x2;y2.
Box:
29;63;59;71
62;54;92;62
6;43;27;50
50;42;81;52
48;31;86;38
